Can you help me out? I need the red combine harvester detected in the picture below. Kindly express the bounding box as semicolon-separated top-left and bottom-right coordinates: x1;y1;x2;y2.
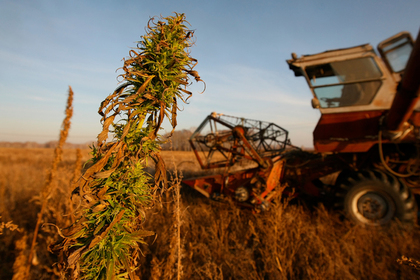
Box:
182;30;420;226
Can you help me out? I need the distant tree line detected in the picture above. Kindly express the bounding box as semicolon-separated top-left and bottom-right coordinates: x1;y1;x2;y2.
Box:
0;141;92;149
1;129;196;151
161;129;194;151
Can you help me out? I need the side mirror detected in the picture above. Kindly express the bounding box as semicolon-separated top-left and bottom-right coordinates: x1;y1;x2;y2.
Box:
311;98;320;109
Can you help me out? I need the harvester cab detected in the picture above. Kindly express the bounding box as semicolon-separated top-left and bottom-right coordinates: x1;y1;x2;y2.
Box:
286;31;418;153
283;30;420;226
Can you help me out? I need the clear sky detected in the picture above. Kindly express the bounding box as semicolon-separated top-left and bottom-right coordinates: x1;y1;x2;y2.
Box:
0;0;419;148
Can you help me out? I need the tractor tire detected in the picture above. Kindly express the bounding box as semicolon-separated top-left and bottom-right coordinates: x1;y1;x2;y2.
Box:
336;169;417;226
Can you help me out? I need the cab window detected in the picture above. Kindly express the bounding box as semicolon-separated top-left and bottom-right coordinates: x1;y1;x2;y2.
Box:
305;57;382;108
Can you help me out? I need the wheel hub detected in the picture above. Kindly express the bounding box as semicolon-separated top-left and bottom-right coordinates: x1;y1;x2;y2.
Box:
351;190;396;225
357;193;388;220
235;186;249;202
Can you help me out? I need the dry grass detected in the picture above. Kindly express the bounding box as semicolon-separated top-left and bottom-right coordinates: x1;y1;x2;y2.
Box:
0;148;90;279
1;148;420;279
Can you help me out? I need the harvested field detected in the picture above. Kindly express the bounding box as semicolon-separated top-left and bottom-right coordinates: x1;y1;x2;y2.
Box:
1;147;420;279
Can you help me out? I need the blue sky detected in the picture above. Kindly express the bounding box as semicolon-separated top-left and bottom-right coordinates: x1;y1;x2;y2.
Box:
0;0;419;147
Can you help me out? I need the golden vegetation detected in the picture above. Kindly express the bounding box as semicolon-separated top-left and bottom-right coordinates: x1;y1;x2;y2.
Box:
1;147;420;279
26;86;73;278
0;217;19;235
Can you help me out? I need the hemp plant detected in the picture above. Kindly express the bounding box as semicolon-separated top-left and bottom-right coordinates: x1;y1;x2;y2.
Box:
51;13;203;280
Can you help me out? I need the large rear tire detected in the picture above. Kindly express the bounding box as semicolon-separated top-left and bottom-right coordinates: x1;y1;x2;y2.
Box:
336;169;417;226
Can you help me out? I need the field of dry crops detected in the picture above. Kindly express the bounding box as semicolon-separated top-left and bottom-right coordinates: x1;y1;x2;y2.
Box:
1;147;420;279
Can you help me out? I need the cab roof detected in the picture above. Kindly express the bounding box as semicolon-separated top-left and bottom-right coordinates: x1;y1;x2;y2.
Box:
286;44;375;77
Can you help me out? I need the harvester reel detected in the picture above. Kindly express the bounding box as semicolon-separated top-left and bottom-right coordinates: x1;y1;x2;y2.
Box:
189;113;289;170
204;133;217;148
336;169;417;226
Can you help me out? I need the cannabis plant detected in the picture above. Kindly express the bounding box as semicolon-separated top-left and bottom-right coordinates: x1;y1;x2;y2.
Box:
51;13;203;280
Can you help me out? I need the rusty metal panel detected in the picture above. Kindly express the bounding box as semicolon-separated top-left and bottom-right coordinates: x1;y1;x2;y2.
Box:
313;110;384;153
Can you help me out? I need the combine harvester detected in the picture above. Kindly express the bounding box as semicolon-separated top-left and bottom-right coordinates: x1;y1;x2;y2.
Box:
183;30;420;227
